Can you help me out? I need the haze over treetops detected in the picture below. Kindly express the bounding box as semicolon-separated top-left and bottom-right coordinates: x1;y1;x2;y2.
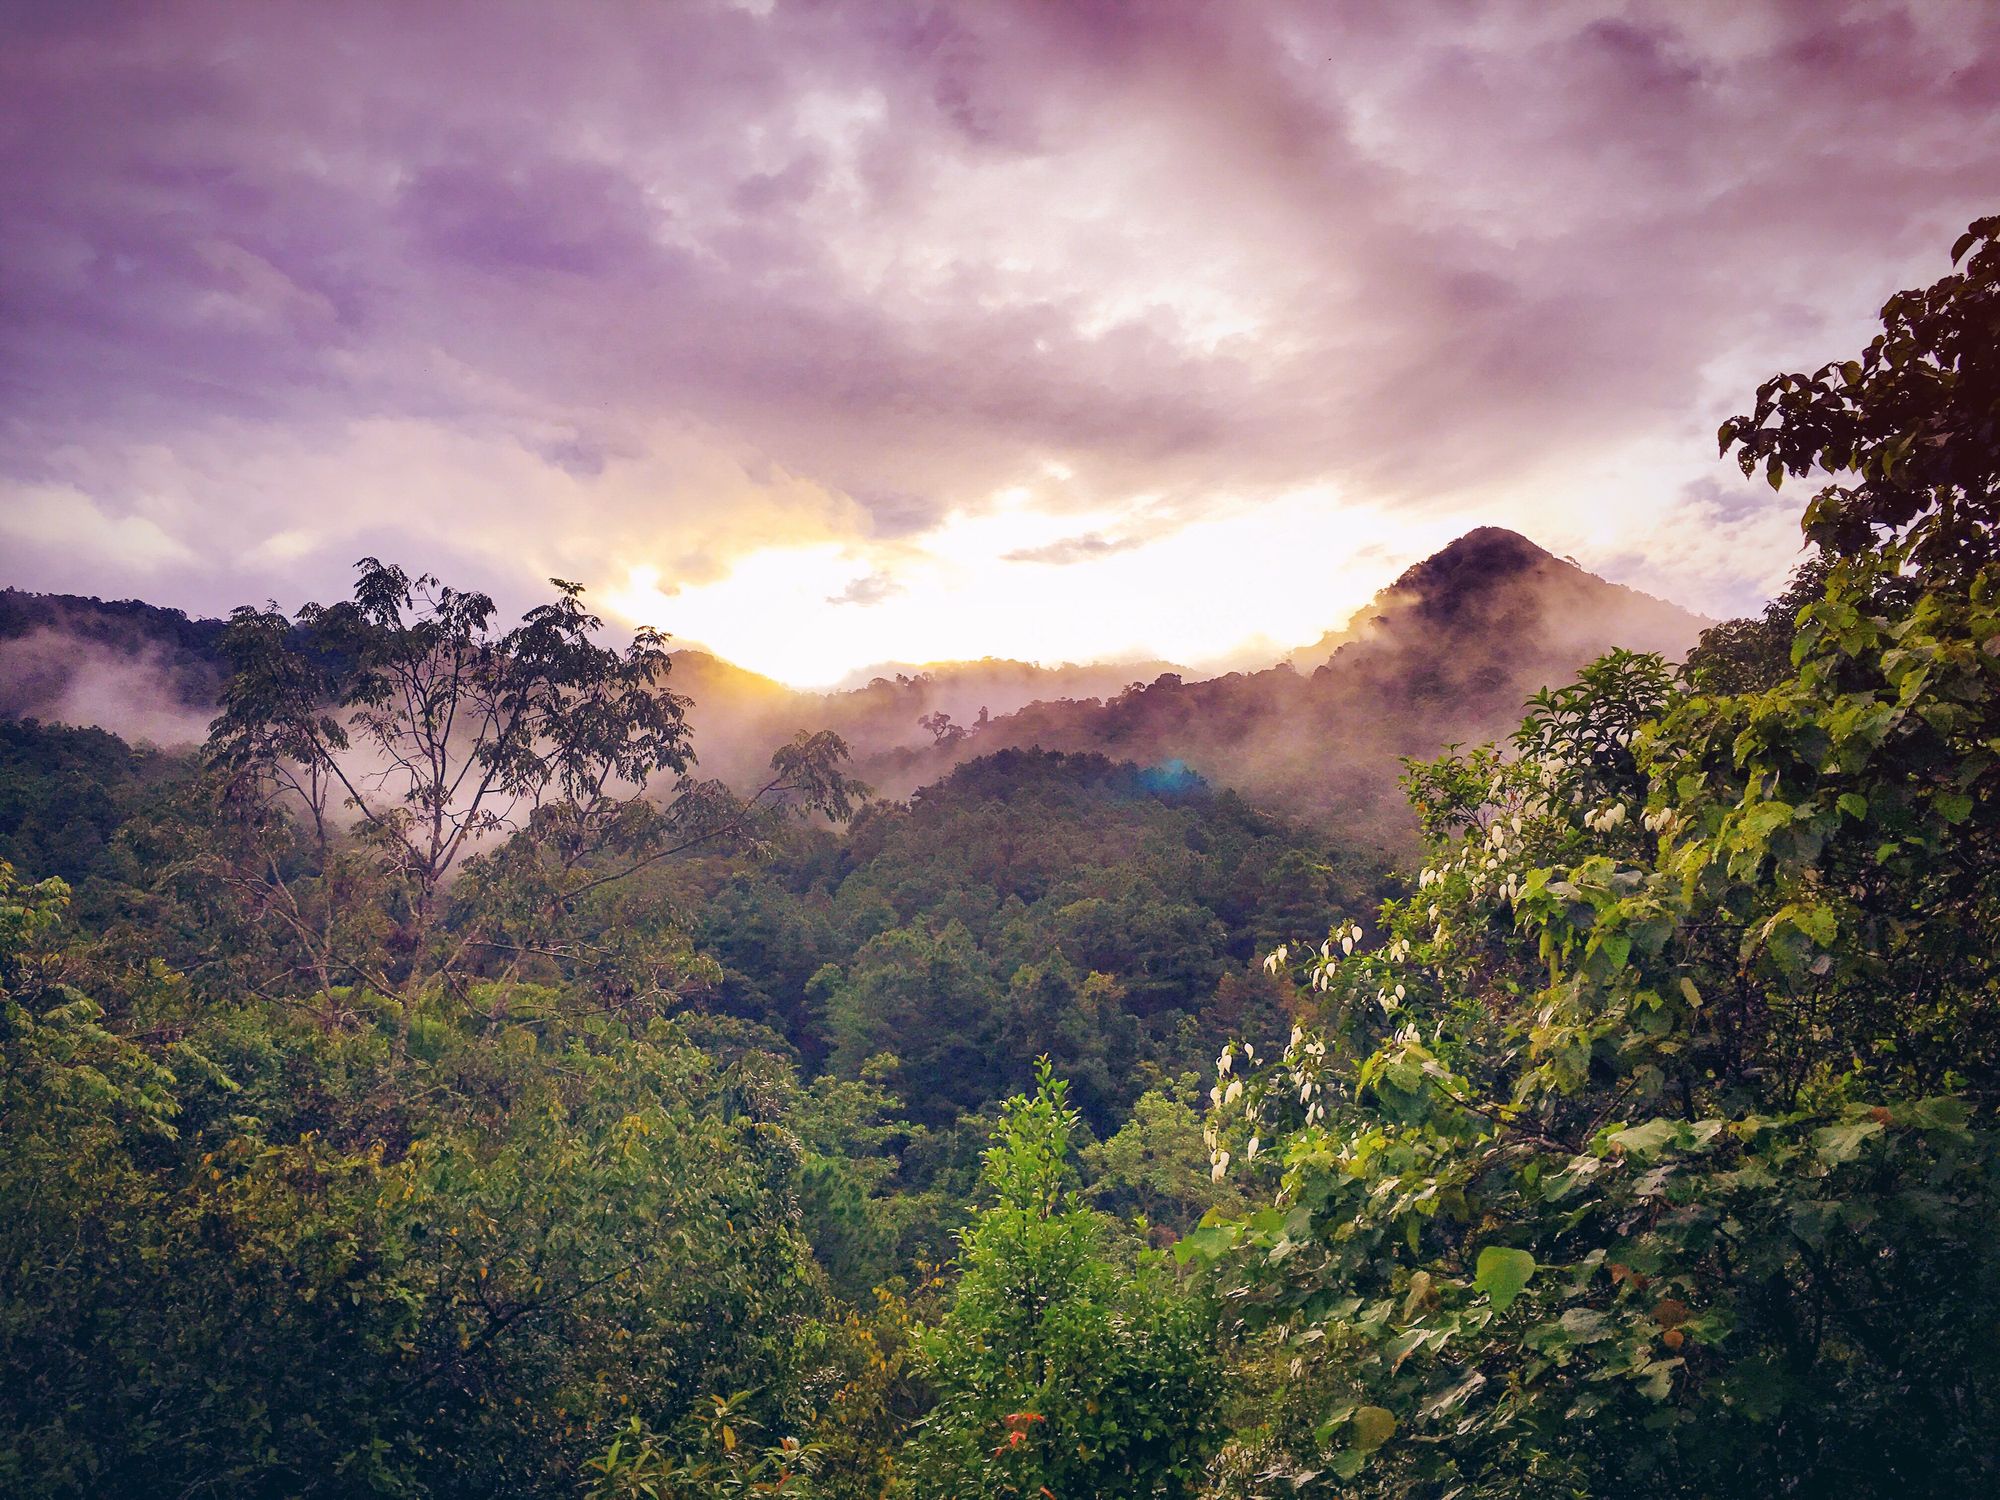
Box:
0;526;1707;843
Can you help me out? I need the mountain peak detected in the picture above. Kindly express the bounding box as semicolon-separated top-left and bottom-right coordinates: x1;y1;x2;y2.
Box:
1392;528;1560;600
1288;527;1705;674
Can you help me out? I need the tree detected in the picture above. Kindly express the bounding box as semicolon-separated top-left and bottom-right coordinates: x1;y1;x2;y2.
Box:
200;559;857;1011
822;919;1003;1126
1187;217;2000;1497
1081;1077;1246;1240
997;954;1130;1129
918;711;966;748
0;863;836;1500
1680;557;1833;695
1718;213;2000;579
902;1061;1222;1500
584;1395;820;1499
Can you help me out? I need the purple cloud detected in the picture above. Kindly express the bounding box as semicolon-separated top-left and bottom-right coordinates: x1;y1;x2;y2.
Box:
0;0;1995;637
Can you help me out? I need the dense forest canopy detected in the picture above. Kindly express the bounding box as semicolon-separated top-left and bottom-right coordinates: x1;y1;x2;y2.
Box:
3;216;1998;1497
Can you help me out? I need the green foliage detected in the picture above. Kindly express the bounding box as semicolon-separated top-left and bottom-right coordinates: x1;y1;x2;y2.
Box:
1190;218;2000;1497
1082;1077;1248;1239
1718;214;2000;576
824;919;1005;1128
584;1394;820;1499
0;720;171;896
0;863;838;1498
717;749;1378;1131
902;1061;1223;1499
1682;557;1836;695
790;1062;940;1301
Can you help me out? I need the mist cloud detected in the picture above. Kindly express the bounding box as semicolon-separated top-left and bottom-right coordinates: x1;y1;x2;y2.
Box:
0;630;213;748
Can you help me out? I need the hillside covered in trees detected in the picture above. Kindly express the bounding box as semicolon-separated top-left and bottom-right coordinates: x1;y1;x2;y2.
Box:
3;217;1999;1498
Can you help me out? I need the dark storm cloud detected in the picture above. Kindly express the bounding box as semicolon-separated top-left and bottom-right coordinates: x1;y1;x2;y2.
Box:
1;0;1996;623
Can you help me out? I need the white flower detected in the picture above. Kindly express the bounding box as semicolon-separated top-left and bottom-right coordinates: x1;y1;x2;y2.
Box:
1211;1151;1231;1182
1245;1136;1261;1160
1224;1079;1243;1107
1586;802;1629;833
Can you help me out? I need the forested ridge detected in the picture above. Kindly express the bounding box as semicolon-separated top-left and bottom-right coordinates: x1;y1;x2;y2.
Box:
0;526;1706;847
3;217;1999;1497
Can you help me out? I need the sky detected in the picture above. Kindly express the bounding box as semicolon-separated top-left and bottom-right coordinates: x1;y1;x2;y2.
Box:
3;1;1998;687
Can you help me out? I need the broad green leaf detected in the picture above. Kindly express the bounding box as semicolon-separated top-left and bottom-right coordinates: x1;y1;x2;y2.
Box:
1596;930;1632;971
1812;1119;1884;1166
1606;1119;1678;1159
1172;1223;1234;1265
1904;1096;1969;1130
1475;1246;1538;1311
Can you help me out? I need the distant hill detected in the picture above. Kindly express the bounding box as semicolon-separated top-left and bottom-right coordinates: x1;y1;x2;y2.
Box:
0;588;225;745
1286;527;1702;673
832;655;1188;719
843;529;1710;844
669;651;1195;793
0;530;1711;836
0;586;1177;772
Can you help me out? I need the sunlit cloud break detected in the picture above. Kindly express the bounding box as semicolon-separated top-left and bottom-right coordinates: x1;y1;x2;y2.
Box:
607;489;1460;687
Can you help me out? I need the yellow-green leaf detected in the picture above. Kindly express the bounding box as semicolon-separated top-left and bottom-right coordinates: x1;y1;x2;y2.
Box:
1352;1405;1396;1453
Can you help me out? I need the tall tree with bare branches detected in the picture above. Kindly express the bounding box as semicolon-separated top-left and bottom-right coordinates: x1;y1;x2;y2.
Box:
200;558;858;1017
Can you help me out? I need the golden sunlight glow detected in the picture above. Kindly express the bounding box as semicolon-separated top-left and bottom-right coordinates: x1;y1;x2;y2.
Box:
605;490;1467;688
